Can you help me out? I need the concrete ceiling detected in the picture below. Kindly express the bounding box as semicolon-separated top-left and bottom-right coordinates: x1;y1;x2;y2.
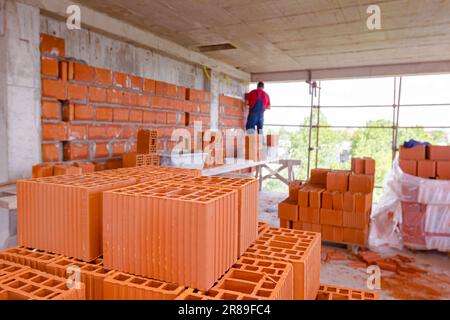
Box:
72;0;450;74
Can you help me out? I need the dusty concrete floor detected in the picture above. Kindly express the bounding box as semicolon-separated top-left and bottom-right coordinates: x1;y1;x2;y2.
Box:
259;192;450;300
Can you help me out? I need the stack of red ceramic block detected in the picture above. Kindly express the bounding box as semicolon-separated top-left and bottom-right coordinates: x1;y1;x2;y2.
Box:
123;129;159;167
278;157;376;246
399;145;450;249
399;145;450;180
17;174;138;262
7;164;333;300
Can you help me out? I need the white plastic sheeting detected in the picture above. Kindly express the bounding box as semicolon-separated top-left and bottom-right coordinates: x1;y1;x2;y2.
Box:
370;159;450;252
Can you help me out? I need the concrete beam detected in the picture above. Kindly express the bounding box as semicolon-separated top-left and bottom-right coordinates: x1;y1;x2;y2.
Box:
251;61;450;82
19;0;251;82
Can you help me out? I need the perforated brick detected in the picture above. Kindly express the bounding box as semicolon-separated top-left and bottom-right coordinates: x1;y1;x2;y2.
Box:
0;247;61;273
17;174;138;261
243;227;321;300
46;257;114;300
103;181;239;291
104;272;185;300
0;269;85;300
316;284;378;300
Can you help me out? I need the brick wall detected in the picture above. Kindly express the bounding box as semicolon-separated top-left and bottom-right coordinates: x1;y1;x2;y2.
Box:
219;95;247;130
40;34;213;165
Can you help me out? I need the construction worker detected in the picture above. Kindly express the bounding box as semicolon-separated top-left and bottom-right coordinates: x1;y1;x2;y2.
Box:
245;82;271;135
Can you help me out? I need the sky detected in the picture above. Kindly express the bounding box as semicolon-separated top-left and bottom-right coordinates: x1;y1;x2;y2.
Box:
250;74;450;138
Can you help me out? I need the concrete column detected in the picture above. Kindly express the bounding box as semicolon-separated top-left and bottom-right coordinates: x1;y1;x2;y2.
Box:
0;0;40;183
206;69;220;131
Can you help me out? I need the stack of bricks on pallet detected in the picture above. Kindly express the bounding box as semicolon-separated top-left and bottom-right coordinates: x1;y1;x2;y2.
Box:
156;175;259;256
398;145;450;249
10;163;324;300
41;34;247;171
244;228;321;300
103;181;239;290
316;284;378;300
123;129;160;167
279;158;376;246
176;256;293;300
399;145;450;180
0;260;85;300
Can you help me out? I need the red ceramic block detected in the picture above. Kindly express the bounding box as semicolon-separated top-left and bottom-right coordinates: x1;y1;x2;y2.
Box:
278;199;299;222
47;257;114;300
320;210;343;226
42;143;61;162
299;208;320;224
32;164;54;178
349;174;374;194
53;165;83;176
332;192;344;211
321;191;334;210
364;158;376;175
0;259;31;279
40;33;65;57
41;57;59;77
74;162;95;173
298;187;310;208
343;192;354;212
437;161;450;180
280;219;293;229
400;160;417;176
94;68;112;85
0;268;85;300
288;181;302;202
428;145;450;161
137;129;158;155
326;172;349;192
343;211;370;229
73;63;94;83
417;161;436;179
310;169;330;186
104;272;184;300
17;175;137;262
399;146;426;161
103;182;239;291
351;158;365;174
322;225;344;242
343;227;368;246
317;284;378;300
309;190;323;209
354;193;372;214
42;79;67;100
244;228;321;300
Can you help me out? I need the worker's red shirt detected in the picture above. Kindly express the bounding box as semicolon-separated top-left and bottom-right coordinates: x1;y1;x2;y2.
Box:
245;89;271;110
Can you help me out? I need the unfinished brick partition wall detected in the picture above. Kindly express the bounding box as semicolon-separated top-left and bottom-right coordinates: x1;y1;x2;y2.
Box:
40;33;246;167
